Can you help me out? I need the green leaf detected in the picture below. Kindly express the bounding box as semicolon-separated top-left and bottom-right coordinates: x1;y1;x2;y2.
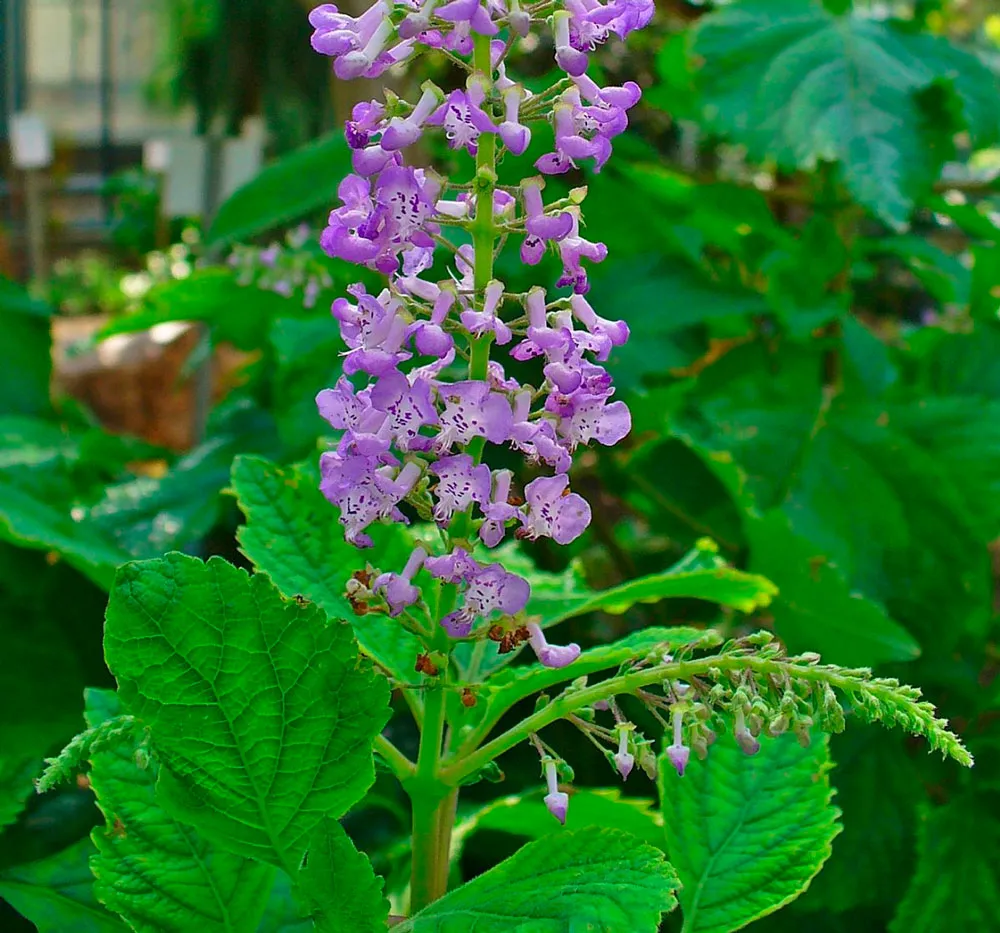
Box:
660;732;841;933
0;278;53;416
690;0;989;226
396;828;678;933
890;792;1000;933
0;838;127;932
300;817;388;933
452;790;665;860
0;758;40;832
747;510;920;666
85;688;274;933
231;455;423;682
256;871;311;933
207;133;352;246
98;270;302;352
103;553;391;874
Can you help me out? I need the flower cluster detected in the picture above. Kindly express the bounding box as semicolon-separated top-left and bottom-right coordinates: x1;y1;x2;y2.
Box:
310;3;653;672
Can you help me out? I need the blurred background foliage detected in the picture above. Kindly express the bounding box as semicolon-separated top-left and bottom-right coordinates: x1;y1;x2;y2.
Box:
3;0;1000;930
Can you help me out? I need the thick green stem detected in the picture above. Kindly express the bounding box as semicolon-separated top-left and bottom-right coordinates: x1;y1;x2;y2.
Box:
408;33;501;915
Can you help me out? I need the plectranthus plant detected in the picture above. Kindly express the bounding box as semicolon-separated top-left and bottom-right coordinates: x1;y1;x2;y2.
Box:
33;3;972;933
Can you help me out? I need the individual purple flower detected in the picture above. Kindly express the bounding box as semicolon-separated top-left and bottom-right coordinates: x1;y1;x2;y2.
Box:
537;98;613;175
436;0;499;36
666;709;690;777
607;0;656;39
430;454;491;524
520;474;591;545
510;389;572;473
543;759;569;824
556;208;608;294
310;2;413;80
435;381;514;451
521;177;574;265
572;73;642;110
381;83;445;151
425;547;477;584
370;368;439;450
460;279;512;344
553;9;589;76
734;708;761;756
373;546;427;615
570;293;629;350
316;376;369;430
550;390;632;451
427;78;497;155
320;455;421;547
527;622;581;669
480;469;520;547
345;100;387;150
614;726;634;781
332;285;412;375
439;559;530;637
498;86;531;156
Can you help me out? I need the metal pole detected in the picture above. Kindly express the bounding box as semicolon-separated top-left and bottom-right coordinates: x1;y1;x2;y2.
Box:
100;0;114;220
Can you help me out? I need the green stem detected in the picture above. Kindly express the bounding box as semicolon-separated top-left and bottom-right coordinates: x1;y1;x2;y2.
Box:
409;684;448;912
375;734;416;780
439;653;950;785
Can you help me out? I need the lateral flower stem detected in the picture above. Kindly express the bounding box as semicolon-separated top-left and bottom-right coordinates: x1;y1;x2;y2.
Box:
440;653;972;785
375;733;417;778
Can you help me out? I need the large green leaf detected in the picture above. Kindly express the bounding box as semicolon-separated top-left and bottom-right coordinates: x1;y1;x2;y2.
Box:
300;817;388;933
396;828;678;933
890;793;1000;933
691;0;995;226
0;838;126;932
103;553;390;874
207;133;352;246
660;733;841;933
85;688;274;933
748;510;920;666
231;455;423;683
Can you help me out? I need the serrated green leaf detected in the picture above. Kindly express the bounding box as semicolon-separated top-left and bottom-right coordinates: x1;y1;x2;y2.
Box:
103;553;390;875
256;871;311;933
85;688;274;933
890;793;1000;933
231;455;423;682
300;816;388;933
690;0;980;226
0;838;127;932
396;828;678;933
660;733;841;933
207;133;352;246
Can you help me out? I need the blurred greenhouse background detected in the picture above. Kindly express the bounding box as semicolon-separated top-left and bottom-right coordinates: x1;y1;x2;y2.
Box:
2;1;1000;931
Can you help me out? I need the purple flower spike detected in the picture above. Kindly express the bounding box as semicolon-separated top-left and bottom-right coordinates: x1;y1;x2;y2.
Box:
430;454;491;524
734;709;761;756
527;623;581;669
372;546;427;615
614;728;634;781
543;760;569;824
427;78;497;155
521;474;591;545
666;710;690;777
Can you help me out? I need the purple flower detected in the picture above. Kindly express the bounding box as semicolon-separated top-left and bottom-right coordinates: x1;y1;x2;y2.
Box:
332;284;412;376
556;209;608;294
553;10;589;77
480;469;520;547
435;381;514;451
520;474;591;545
370;368;439;450
543;759;569;823
499;86;531;156
527;623;581;668
317;376;369;430
550;391;632;451
460;279;512;344
614;727;634;781
510;389;572;473
427;78;497;155
436;0;499;36
310;2;413;80
430;454;491;524
570;294;629;349
425;547;477;583
521;178;574;265
345;100;387;150
381;83;445;151
537;99;613;176
433;554;530;637
666;710;690;777
373;546;427;615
